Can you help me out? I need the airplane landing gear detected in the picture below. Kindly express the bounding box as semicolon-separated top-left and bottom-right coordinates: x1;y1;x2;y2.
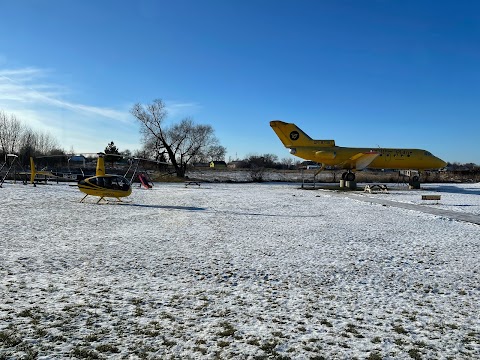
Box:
341;171;356;182
408;173;421;188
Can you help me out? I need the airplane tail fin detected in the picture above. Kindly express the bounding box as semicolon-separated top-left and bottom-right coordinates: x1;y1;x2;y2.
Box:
270;120;335;148
30;157;37;184
270;121;313;147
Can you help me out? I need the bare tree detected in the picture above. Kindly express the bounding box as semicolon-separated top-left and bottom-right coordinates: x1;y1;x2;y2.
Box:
131;99;226;177
35;130;60;155
0;111;23;155
206;144;228;162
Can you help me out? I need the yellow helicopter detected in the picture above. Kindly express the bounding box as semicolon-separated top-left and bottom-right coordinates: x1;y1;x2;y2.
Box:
75;153;132;203
24;153;166;203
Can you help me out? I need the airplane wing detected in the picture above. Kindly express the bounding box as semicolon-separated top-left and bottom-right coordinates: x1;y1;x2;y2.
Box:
341;152;380;170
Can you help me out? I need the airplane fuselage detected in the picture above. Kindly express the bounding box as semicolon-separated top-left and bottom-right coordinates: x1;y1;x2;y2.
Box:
295;146;446;170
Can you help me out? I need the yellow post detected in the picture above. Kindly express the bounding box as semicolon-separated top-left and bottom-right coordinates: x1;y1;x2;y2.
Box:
29;157;37;184
96;156;106;176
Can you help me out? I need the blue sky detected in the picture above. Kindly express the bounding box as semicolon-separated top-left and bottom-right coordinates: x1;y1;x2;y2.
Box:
0;0;479;164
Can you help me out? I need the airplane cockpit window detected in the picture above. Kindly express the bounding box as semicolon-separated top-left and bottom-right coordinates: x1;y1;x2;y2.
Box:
89;177;97;186
424;151;432;156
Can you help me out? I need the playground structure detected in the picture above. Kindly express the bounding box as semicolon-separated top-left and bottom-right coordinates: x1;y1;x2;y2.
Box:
138;173;153;189
0;154;20;187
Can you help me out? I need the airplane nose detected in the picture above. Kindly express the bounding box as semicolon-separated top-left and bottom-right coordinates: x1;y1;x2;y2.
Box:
437;158;447;168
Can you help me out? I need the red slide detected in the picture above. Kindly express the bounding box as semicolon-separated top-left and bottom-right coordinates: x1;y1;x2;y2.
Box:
138;173;152;189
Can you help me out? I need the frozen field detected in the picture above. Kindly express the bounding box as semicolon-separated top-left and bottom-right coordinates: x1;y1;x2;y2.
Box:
0;182;479;359
358;183;480;216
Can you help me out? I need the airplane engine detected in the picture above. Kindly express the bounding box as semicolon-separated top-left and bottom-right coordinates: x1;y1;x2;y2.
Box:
315;150;336;160
289;148;297;155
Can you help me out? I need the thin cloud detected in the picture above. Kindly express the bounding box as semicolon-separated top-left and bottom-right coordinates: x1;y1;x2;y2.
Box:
0;67;203;152
0;67;130;123
165;100;201;119
0;66;138;152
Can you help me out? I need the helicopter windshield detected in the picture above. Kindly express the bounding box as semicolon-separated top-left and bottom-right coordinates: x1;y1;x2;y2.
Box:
88;175;130;191
112;176;130;191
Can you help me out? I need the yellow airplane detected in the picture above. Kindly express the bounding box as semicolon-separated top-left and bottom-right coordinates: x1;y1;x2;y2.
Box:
270;120;447;181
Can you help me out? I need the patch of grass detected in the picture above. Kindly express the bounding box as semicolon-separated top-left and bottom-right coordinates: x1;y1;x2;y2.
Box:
85;334;99;342
247;337;260;346
371;336;381;344
162;336;176;348
395;338;407;346
345;323;364;338
260;339;278;354
142;329;160;337
414;341;427;348
406;312;417;321
366;351;383;360
408;348;423;360
51;335;66;342
130;298;144;305
462;332;478;344
320;319;333;327
194;346;207;355
18;308;35;318
393;324;408;335
134;306;144;317
217;340;230;348
96;344;120;353
160;311;175;321
217;321;236;337
0;352;14;360
71;346;101;359
20;348;38;360
0;331;22;347
35;327;48;337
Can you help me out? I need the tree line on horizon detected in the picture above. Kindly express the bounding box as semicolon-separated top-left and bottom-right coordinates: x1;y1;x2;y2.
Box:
1;107;479;177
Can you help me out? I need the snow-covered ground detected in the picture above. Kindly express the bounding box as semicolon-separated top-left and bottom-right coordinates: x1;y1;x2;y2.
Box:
0;182;479;359
357;183;480;216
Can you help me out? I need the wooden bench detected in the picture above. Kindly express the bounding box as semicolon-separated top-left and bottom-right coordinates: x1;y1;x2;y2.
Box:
421;195;441;201
364;184;389;193
185;181;201;187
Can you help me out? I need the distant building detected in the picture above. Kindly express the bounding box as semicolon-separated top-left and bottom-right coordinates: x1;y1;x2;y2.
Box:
298;160;319;169
210;161;227;168
193;162;210;168
68;155;87;167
